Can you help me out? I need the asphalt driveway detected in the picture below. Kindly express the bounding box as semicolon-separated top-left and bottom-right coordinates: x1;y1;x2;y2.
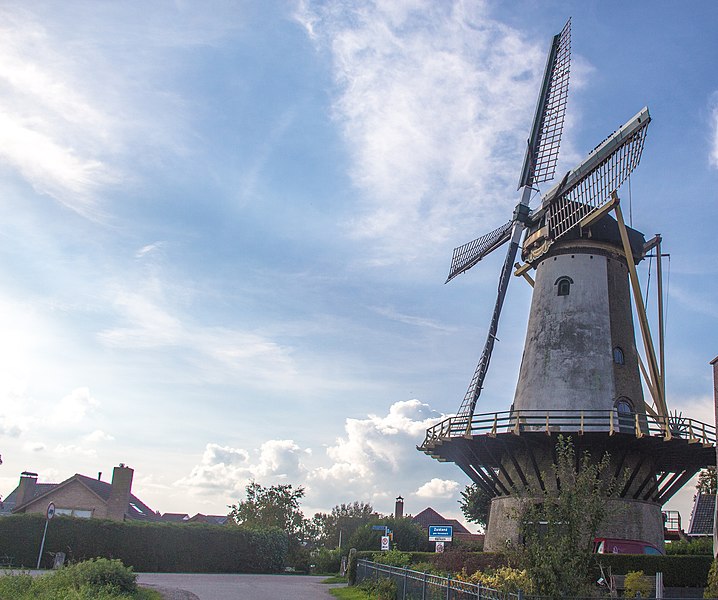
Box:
137;573;344;600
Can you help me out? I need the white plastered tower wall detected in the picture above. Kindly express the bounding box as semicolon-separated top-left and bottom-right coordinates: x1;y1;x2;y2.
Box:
513;236;645;417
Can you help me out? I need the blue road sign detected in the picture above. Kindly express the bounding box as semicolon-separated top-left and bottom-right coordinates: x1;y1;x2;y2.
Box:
428;525;453;542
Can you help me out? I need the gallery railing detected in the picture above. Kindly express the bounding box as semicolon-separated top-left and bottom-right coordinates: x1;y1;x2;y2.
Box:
422;409;716;447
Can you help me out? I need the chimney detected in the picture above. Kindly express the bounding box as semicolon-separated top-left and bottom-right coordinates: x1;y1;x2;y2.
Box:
15;472;38;509
107;464;134;521
395;495;404;519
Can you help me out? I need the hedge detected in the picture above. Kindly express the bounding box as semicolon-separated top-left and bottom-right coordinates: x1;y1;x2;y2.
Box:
0;514;287;573
350;550;712;588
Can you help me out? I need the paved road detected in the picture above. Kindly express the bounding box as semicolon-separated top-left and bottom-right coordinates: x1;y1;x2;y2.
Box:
137;573;344;600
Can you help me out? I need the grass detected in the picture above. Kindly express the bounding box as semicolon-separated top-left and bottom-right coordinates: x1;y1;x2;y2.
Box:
322;575;348;584
329;586;371;599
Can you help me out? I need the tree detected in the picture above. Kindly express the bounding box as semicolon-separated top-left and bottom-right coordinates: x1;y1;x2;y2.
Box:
697;467;717;494
228;481;312;571
348;517;429;552
515;436;625;598
459;483;492;529
312;501;378;549
228;481;307;536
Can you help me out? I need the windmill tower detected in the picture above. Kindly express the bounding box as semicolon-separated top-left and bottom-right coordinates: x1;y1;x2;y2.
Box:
421;20;715;551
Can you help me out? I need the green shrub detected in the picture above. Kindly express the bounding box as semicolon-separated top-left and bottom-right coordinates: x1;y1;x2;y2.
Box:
667;537;713;555
0;515;287;573
457;566;534;594
54;558;137;593
358;577;397;600
624;570;652;598
705;559;718;598
592;554;712;588
0;559;160;600
312;548;342;574
372;549;411;567
0;572;34;598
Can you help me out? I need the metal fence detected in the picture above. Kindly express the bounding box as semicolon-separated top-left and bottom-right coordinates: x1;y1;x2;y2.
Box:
356;559;521;600
356;559;708;600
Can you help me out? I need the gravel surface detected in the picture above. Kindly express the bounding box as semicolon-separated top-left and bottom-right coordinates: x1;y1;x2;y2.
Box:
140;583;201;600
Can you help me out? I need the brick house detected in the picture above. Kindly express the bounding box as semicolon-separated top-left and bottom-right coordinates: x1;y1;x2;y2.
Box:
2;464;158;521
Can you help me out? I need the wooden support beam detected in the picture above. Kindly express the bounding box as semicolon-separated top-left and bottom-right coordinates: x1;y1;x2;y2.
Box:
513;262;535;287
612;194;668;419
579;194;619;230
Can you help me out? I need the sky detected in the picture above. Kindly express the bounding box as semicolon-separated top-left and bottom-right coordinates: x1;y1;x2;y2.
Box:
0;0;717;533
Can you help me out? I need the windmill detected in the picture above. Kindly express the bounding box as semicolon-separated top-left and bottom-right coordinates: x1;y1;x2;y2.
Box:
421;19;715;552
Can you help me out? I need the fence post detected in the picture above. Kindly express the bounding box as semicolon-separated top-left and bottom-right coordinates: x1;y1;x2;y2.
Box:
656;572;663;599
517;589;523;600
446;574;451;600
403;567;407;600
422;571;427;600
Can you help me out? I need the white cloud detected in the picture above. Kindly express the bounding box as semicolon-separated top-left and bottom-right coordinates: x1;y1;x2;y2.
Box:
84;430;115;443
670;285;718;319
415;478;460;498
0;3;244;219
710;91;718;168
175;399;477;527
308;399;443;499
295;1;548;265
54;443;96;457
177;440;307;497
53;387;99;423
23;441;46;452
0;418;22;437
135;242;165;259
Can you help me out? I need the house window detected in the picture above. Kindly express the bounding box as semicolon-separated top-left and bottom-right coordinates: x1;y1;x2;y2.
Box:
54;507;92;518
555;276;573;296
613;346;625;365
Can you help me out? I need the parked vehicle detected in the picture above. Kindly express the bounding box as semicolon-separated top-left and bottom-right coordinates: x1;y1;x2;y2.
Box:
594;537;664;555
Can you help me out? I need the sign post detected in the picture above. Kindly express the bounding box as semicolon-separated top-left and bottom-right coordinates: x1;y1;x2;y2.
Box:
428;525;453;552
36;502;55;569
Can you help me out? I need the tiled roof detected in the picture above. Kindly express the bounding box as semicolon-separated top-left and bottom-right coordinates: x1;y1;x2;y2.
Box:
188;513;229;525
0;483;55;515
688;493;715;536
412;507;470;534
161;513;190;522
2;474;159;521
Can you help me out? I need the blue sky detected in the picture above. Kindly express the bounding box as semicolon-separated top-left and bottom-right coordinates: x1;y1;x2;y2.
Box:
0;0;716;530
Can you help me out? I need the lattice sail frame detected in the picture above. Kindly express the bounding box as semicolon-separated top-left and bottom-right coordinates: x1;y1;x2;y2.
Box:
519;18;571;189
548;112;650;241
446;220;513;283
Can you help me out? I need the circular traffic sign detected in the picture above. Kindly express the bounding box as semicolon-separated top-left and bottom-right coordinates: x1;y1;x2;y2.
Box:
46;502;56;520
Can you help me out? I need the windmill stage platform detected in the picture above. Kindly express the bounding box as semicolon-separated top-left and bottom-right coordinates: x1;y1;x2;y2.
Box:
420;409;716;548
421;409;715;504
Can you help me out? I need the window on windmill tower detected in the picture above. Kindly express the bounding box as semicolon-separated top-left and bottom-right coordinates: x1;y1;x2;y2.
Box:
615;397;634;433
613;346;625;365
555;276;573;296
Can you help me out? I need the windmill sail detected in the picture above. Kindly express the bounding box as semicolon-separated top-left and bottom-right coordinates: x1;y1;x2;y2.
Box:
518;18;571;189
540;107;650;243
446;220;513;283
